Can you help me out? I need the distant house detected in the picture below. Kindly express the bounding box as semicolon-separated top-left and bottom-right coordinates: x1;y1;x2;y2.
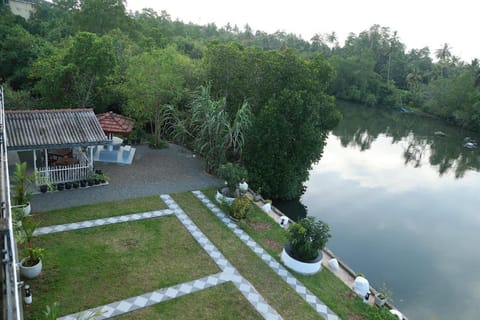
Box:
3;0;36;19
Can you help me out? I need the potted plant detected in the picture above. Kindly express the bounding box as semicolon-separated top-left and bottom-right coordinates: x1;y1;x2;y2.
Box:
94;170;109;184
253;187;263;201
17;216;44;279
374;283;393;307
229;196;252;221
12;162;33;216
281;216;331;275
36;173;55;194
216;162;248;204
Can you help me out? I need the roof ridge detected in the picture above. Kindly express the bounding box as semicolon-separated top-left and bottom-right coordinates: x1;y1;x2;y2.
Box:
6;108;94;113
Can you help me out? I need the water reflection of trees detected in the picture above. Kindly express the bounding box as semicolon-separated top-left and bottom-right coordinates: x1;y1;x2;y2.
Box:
273;198;308;221
333;101;480;178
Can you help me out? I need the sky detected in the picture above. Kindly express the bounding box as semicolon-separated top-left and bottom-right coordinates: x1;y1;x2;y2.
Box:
127;0;479;62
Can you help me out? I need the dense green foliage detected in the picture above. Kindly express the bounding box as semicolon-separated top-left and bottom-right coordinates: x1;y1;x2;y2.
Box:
1;1;479;199
287;216;331;261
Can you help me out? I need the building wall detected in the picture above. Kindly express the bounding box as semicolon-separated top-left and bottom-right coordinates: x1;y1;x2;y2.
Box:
6;0;35;19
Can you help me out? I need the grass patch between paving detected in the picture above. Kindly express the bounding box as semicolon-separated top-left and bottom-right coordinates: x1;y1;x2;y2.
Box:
33;195;166;226
202;188;398;320
172;192;320;320
115;282;263;320
23;215;220;320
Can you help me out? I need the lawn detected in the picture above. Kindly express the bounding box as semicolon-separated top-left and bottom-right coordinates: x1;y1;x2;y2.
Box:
32;195;167;226
25;192;396;320
23;215;219;319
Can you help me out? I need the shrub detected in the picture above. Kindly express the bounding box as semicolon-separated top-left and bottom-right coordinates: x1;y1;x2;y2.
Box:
217;162;248;192
229;196;252;220
287;216;331;261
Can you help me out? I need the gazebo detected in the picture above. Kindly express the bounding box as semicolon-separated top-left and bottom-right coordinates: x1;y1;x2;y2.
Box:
5;109;109;186
96;111;134;140
94;112;136;164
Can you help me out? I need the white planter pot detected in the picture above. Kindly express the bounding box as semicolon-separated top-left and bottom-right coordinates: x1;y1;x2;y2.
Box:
281;245;322;275
215;188;235;205
20;258;42;279
21;202;31;217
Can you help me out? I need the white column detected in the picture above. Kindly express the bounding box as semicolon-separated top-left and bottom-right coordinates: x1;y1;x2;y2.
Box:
89;146;94;169
44;149;49;180
32;149;37;185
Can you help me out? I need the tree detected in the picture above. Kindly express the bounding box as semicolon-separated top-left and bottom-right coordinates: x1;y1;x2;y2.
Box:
123;46;198;145
75;0;129;35
435;43;452;77
31;32;117;109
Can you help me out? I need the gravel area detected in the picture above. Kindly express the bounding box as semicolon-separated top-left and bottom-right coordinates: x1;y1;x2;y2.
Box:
30;144;222;212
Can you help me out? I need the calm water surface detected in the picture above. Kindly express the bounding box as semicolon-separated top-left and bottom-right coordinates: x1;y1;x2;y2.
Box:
276;101;480;320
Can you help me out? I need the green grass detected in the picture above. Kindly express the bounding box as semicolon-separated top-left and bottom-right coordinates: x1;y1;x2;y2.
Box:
202;188;398;320
172;192;320;320
25;192;396;320
33;196;166;226
115;282;263;320
23;216;220;320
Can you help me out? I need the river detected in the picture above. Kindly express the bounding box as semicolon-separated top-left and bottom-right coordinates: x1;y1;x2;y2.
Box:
275;101;480;319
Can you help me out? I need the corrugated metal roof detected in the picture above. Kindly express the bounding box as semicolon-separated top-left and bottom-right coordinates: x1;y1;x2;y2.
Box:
96;111;134;135
5;109;109;151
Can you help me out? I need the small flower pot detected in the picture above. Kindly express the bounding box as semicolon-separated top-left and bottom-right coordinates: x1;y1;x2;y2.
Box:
80;180;87;187
65;182;72;190
374;292;386;307
39;185;48;193
19;258;42;279
56;183;65;191
72;181;80;189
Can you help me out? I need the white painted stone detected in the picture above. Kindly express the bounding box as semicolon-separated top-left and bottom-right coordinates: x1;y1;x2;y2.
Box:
279;216;289;228
352;276;369;297
262;203;271;212
327;258;340;271
239;181;248;192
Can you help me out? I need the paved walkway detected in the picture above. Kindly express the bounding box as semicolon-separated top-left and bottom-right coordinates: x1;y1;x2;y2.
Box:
30;144;221;212
38;195;281;320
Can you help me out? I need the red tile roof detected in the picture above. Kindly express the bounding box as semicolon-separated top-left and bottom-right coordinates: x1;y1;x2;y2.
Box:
96;111;134;135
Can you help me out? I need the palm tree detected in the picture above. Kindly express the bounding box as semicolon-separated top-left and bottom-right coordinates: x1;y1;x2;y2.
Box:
435;43;452;77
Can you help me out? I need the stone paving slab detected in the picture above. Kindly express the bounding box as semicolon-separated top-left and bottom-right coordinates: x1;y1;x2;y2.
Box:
45;195;281;320
192;190;340;320
34;209;173;236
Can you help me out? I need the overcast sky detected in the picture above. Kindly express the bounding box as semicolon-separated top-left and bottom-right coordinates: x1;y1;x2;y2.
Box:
127;0;478;62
